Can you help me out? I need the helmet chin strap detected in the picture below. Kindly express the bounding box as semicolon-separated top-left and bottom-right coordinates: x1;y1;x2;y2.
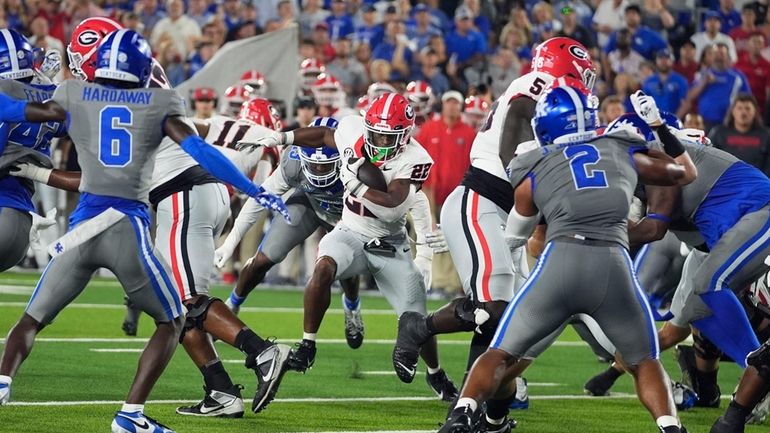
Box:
369;147;389;163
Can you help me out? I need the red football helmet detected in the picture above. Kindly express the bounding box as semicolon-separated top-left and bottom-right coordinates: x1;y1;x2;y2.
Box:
356;95;370;115
240;70;268;98
550;75;599;108
363;93;415;163
532;37;595;90
311;73;346;108
221;84;251;117
238;98;283;130
405;81;435;118
67;17;123;81
462;96;490;130
299;58;325;93
367;81;397;101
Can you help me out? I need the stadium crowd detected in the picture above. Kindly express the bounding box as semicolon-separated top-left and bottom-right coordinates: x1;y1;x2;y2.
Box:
6;0;770;294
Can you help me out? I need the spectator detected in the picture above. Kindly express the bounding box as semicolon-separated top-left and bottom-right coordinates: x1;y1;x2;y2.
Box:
121;11;146;33
606;29;646;81
416;90;476;216
371;20;412;80
35;0;68;43
692;10;739;63
674;40;699;83
640;0;676;35
642;49;689;114
419;0;451;33
369;58;392;82
136;0;167;36
313;22;336;62
463;0;491;35
411;47;450;96
508;7;533;46
683;112;706;130
354;5;383;48
190;87;218;120
187;39;216;77
426;34;448;67
681;43;751;130
708;94;770;173
613;72;640;112
299;0;331;36
717;0;743;34
534;21;559;45
156;36;187;86
5;0;28;33
406;4;441;51
221;0;243;32
326;0;355;40
382;5;400;27
187;0;213;28
483;47;520;98
354;41;372;66
599;94;625;125
604;5;668;60
300;37;319;59
558;2;596;50
531;2;562;38
276;0;297;28
592;0;629;48
326;37;368;104
252;0;283;28
28;15;64;57
150;0;202;58
730;5;763;54
499;26;532;69
202;21;226;48
284;97;318;129
735;32;770;114
444;7;487;75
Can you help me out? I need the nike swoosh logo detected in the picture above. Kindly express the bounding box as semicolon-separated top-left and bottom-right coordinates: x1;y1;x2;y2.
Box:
199;404;224;414
121;416;150;430
382;167;393;171
395;362;415;377
402;248;410;253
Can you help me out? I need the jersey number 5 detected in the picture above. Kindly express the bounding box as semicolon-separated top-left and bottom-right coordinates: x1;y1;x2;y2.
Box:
564;144;608;190
98;106;133;167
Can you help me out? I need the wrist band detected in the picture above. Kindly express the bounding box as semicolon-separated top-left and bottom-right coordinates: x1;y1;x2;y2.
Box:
646;213;672;223
284;131;294;145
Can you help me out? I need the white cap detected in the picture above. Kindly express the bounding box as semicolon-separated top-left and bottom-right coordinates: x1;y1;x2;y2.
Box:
441;90;464;103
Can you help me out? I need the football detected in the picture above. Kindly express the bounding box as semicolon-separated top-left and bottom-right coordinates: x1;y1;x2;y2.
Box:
352;157;388;192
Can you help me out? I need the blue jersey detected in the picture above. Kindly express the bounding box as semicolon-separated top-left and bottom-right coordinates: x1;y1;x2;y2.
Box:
696;68;751;123
0;80;66;212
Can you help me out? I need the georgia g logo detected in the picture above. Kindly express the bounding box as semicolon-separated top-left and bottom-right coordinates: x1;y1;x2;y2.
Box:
77;30;100;46
404;104;415;120
568;45;589;60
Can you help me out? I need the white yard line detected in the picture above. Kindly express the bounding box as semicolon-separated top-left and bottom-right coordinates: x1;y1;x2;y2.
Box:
89;348;144;353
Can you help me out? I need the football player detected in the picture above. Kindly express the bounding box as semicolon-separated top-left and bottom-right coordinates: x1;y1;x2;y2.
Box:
221;84;252;117
311;73;357;119
404;80;435;132
439;83;692;433
0;30;289;432
0;29;66;274
462;96;490;131
240;93;457;394
190;87;219;121
239;70;268;98
298;58;325;97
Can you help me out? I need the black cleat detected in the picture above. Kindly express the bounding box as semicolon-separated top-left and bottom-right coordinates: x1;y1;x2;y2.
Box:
675;345;697;390
710;417;744;433
393;311;431;383
426;369;459;402
121;296;141;336
287;339;316;373
477;417;518;433
247;343;292;413
584;369;619;396
176;385;244;418
438;405;477;433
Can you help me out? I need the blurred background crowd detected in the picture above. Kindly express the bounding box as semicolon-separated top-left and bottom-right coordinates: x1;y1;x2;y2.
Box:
7;0;770;295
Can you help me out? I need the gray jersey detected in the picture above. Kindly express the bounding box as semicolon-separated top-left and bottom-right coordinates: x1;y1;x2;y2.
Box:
676;143;737;221
509;132;646;249
279;147;343;226
51;80;186;203
0;80;66;153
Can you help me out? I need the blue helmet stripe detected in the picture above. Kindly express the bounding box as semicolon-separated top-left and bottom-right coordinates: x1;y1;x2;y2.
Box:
562;86;585;134
109;29;129;72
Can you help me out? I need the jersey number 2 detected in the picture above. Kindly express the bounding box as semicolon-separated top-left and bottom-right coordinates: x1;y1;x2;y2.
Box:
99;106;133;167
564;144;607;190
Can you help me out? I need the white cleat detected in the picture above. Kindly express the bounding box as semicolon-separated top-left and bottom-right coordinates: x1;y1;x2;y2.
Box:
111;411;175;433
0;379;10;405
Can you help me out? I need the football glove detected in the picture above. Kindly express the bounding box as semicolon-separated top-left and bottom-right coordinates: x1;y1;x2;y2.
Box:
671;127;710;146
255;192;292;223
40;49;62;80
414;253;432;291
340;157;369;197
236;130;284;152
28;208;57;250
630;90;662;126
425;228;449;253
10;162;52;184
213;241;236;269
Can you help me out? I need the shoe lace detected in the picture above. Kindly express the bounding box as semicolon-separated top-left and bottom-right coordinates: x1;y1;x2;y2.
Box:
345;309;363;333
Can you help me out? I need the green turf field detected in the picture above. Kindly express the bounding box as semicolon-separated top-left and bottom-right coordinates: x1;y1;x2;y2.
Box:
0;271;763;433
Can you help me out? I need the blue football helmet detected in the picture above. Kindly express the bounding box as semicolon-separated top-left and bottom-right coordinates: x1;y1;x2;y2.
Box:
0;29;36;81
532;85;598;146
94;29;152;85
605;113;655;141
298;116;341;188
661;111;683;129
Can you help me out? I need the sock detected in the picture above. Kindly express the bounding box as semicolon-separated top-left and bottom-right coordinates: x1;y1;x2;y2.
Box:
486;415;505;425
427;365;442;374
604;366;624;380
228;291;245;307
342;295;360;311
455;397;478;413
696;369;719;396
121;403;144;414
723;400;752;424
234;328;267;356
487;391;516;420
656;415;680;430
200;360;234;392
0;375;11;385
303;332;317;341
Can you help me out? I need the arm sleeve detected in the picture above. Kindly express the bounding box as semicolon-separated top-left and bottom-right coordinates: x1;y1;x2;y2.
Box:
361;184;417;223
179;135;261;197
410;189;433;259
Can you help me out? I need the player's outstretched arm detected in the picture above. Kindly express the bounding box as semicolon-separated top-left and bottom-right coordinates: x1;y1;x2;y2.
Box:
627;185;679;247
0;93;66;123
10;163;81;192
633;149;691;186
237;126;336;151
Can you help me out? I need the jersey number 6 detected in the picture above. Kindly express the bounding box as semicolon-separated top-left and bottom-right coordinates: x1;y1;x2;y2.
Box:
98;106;133;167
564;144;608;190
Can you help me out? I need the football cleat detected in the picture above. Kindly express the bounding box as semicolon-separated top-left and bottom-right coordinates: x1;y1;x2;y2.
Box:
247;343;292;413
176;385;244;418
111;411;174;433
710;417;744;433
583;368;619;396
672;382;698;410
426;369;459;402
122;296;141;336
0;380;10;405
287;339;317;373
675;345;697;390
509;377;529;410
748;391;770;424
342;294;364;349
393;311;431;383
438;405;477;433
477;416;518;433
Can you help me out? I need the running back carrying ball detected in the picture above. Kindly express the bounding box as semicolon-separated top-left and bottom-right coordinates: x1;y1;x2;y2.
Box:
350;156;388;192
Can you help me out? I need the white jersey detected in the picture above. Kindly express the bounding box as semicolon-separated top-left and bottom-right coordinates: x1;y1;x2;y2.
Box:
469;71;554;181
150;116;275;189
334;116;433;239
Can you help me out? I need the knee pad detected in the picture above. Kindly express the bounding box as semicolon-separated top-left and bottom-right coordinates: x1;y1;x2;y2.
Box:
693;331;723;361
747;341;770;380
180;296;223;342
